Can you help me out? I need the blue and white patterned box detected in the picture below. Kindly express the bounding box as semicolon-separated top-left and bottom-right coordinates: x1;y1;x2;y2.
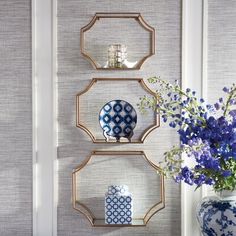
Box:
105;185;133;224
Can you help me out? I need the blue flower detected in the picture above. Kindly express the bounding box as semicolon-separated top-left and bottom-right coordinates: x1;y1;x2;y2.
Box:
223;87;230;93
141;79;236;190
162;115;168;122
214;103;220;110
180;167;194;185
205;178;215;185
169;121;176;128
222;170;232;177
207;116;217;128
230;99;236;105
194;174;206;186
175;176;181;183
200;98;205;103
229;110;236;120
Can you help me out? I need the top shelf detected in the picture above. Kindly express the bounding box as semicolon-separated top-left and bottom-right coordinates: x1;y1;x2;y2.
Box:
80;13;155;70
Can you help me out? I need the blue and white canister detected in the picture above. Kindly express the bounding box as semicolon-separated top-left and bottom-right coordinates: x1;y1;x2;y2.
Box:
196;190;236;236
105;185;133;224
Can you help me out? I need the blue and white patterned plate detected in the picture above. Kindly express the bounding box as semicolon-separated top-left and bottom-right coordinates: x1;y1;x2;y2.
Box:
99;100;137;142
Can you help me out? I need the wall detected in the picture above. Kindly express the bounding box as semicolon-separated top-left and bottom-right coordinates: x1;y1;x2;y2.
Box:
208;0;236;99
57;0;181;235
0;0;32;235
2;0;235;235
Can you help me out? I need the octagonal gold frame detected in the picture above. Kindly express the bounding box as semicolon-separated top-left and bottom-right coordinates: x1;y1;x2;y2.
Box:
72;151;165;227
76;78;160;143
80;12;155;70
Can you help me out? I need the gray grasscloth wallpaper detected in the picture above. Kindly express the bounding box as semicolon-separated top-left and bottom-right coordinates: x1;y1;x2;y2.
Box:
0;0;235;235
208;0;236;100
0;0;32;235
57;0;181;235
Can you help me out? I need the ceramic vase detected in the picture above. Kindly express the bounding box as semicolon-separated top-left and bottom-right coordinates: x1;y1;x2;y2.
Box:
196;190;236;236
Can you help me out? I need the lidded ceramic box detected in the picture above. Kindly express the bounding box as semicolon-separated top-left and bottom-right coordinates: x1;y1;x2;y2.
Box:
105;185;133;224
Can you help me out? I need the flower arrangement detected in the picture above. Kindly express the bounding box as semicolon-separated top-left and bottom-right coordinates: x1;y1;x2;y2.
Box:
139;77;236;192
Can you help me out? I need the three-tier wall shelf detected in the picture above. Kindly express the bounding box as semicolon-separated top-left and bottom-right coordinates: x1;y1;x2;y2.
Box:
73;12;165;227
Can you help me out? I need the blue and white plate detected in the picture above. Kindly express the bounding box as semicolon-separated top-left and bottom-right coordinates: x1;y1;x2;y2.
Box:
99;100;137;142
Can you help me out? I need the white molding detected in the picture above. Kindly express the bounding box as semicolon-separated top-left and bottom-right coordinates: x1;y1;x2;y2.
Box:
32;0;37;234
181;0;206;235
202;0;208;100
201;0;210;199
32;0;58;235
53;0;58;234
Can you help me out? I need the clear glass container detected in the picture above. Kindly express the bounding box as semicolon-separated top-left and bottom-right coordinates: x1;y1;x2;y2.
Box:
108;44;127;68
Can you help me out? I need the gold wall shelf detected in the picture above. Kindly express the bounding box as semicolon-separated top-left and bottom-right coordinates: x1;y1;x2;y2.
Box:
76;78;160;143
72;151;165;227
81;13;155;70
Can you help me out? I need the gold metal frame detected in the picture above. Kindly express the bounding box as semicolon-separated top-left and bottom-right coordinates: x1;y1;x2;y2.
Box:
80;13;155;70
76;78;160;143
72;151;165;227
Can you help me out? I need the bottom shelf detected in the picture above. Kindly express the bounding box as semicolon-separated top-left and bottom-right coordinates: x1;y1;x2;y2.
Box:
72;151;165;227
93;219;146;227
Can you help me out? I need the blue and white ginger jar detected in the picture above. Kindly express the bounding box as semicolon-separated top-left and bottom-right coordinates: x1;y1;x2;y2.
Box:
196;190;236;236
105;185;133;224
99;100;137;142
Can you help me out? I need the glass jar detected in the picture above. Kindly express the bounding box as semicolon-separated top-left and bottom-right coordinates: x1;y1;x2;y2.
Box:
108;44;127;68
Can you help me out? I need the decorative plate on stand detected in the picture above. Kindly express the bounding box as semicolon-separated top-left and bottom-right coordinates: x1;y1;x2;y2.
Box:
99;100;137;142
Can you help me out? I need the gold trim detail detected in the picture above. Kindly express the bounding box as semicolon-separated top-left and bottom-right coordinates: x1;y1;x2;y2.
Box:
80;13;155;70
76;78;160;143
72;151;165;227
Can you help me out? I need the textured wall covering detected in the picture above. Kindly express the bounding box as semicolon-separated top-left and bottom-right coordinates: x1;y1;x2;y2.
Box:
208;0;236;101
57;1;181;235
0;0;32;235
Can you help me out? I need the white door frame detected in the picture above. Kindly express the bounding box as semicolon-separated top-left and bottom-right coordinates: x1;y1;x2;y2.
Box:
32;0;58;235
32;0;208;235
181;0;208;235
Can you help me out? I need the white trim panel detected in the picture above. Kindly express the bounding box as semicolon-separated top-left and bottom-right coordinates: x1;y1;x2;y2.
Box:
181;0;205;235
32;0;58;235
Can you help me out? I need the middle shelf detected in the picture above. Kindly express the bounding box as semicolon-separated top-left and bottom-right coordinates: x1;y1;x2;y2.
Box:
76;78;159;143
